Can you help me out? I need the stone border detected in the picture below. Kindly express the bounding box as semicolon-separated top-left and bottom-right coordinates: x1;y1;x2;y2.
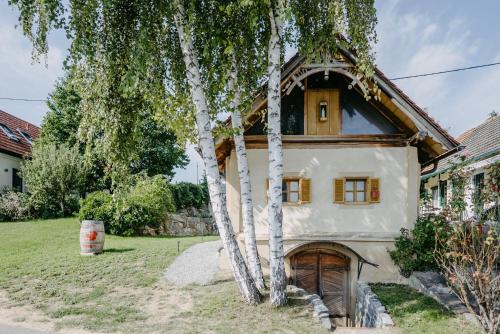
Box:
409;271;468;314
288;285;333;331
355;282;394;328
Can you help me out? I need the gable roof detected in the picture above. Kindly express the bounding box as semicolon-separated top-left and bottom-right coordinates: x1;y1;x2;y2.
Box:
0;109;40;158
215;52;458;167
422;114;500;179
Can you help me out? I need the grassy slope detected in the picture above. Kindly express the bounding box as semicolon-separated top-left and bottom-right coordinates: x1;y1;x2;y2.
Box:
0;219;325;333
371;284;480;334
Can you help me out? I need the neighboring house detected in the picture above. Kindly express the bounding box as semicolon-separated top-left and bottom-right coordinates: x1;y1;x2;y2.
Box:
0;110;40;192
421;113;500;218
215;52;457;325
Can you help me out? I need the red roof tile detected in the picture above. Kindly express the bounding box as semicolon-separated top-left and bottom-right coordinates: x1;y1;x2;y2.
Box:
0;110;40;158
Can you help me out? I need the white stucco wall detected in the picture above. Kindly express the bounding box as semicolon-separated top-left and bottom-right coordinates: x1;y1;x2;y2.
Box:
0;152;23;191
226;145;420;282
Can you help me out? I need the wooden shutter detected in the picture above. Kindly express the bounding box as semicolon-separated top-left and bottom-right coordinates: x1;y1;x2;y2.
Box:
334;178;344;203
299;178;311;203
369;178;380;203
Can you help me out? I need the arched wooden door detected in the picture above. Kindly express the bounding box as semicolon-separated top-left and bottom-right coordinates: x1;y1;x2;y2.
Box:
291;250;350;325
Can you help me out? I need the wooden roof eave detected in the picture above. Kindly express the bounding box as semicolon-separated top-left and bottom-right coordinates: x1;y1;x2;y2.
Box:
215;54;458;170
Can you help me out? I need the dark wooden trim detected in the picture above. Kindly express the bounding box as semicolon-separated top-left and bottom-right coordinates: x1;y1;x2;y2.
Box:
243;135;407;148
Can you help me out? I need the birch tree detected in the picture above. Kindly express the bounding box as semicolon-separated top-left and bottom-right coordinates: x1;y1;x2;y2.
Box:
215;2;269;292
263;0;379;306
266;0;288;307
172;0;261;304
227;57;266;291
10;0;261;305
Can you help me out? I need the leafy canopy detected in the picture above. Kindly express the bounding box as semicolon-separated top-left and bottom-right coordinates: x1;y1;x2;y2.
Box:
41;68;189;180
10;0;379;155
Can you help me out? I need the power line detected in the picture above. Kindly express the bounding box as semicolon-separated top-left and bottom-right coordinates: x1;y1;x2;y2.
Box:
0;97;46;102
1;61;500;102
390;61;500;80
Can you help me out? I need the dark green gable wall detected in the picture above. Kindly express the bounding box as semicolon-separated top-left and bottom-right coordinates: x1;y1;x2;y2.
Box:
245;73;399;135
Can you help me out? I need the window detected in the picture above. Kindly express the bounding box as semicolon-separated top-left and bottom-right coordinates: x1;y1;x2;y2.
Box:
283;179;300;203
439;180;447;208
341;89;399;135
473;173;485;215
12;168;22;192
345;179;367;203
334;177;380;203
431;186;439;208
0;123;19;141
17;129;33;144
267;177;311;204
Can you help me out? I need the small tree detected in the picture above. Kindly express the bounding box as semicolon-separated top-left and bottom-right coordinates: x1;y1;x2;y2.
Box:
435;161;499;334
21;143;86;217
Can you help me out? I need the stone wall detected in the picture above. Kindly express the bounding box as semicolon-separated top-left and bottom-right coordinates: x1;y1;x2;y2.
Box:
409;271;468;314
142;207;216;237
355;282;394;328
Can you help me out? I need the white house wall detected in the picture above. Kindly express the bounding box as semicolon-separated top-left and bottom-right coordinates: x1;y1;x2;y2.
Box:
0;152;22;191
226;146;420;282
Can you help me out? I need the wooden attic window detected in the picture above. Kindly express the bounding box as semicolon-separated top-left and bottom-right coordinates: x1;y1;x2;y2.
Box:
266;177;311;204
334;177;380;204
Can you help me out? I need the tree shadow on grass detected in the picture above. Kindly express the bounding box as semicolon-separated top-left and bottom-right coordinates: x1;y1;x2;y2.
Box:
104;248;135;253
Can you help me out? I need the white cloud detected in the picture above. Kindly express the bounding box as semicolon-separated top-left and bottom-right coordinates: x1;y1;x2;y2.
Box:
374;1;496;136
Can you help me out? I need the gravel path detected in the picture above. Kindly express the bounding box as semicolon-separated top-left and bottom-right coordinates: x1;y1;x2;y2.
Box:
164;240;223;287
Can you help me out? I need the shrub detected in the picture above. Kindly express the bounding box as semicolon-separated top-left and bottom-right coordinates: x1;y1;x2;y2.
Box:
170;182;209;210
0;190;31;221
21;143;86;218
389;214;449;277
110;175;175;236
78;191;114;230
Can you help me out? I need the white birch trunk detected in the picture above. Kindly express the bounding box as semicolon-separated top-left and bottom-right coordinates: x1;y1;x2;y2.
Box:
173;2;260;305
227;58;266;291
266;2;287;306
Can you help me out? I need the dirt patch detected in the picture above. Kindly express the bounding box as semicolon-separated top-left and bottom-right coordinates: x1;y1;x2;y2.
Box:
0;289;54;332
0;283;193;334
112;281;193;325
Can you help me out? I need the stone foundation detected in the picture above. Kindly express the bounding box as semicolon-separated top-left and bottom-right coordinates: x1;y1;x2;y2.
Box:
355;282;394;328
142;207;216;236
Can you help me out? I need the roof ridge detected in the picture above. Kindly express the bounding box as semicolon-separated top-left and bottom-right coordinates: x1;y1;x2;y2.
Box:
457;113;500;143
0;109;41;130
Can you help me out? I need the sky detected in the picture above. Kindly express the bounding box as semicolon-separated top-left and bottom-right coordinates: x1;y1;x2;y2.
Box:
0;0;499;182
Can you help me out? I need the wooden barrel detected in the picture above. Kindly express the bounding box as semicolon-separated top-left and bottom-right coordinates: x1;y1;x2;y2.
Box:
80;220;105;255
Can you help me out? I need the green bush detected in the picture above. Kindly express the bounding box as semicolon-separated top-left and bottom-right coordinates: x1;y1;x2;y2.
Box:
170;182;209;210
77;176;175;236
389;214;449;277
0;190;31;221
21;143;86;218
78;191;114;230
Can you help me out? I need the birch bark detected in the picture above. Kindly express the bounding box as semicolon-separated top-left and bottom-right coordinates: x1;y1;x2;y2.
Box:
227;57;266;291
266;1;287;306
173;2;260;305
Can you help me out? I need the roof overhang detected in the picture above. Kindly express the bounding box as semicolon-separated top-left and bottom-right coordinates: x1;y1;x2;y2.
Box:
214;52;458;169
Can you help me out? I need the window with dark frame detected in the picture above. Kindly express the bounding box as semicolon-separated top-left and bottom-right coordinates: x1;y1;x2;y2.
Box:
12;168;22;192
473;173;485;215
431;186;439;208
282;179;300;203
344;178;367;203
439;180;447;208
0;123;19;141
18;129;33;144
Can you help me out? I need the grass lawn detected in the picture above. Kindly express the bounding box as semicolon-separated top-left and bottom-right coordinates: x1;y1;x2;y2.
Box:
371;284;480;334
0;218;325;333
